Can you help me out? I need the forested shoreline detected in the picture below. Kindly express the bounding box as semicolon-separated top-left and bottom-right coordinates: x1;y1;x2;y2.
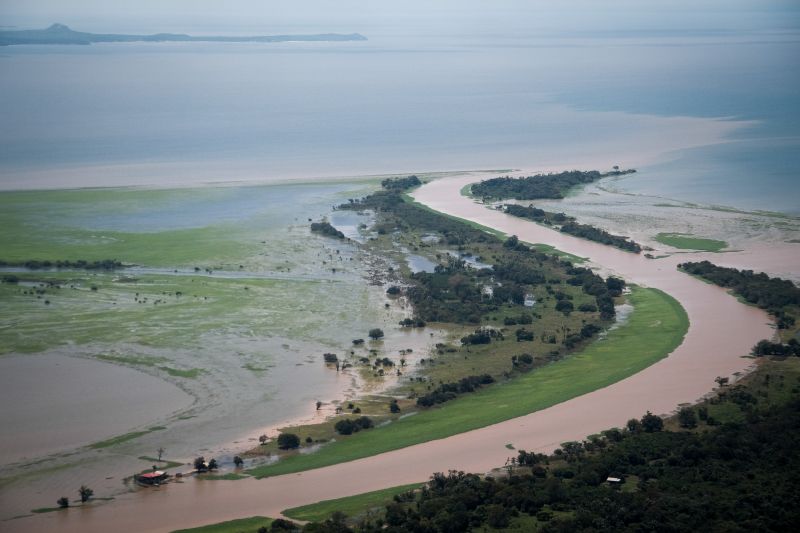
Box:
467;170;643;253
471;169;635;201
679;261;799;331
503;204;642;253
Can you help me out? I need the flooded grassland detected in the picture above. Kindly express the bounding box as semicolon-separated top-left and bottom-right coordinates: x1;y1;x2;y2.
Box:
0;179;450;520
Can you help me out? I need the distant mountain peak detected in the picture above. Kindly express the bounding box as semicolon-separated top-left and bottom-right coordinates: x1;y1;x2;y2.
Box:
46;23;72;32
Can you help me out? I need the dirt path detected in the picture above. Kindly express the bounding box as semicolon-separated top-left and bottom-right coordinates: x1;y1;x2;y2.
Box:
7;174;782;533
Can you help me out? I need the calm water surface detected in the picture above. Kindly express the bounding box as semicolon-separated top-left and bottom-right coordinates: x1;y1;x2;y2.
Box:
1;6;798;213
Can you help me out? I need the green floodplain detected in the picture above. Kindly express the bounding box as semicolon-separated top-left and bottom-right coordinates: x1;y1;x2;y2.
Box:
0;183;394;356
654;232;728;252
283;484;424;523
0;180;429;504
248;286;687;478
172;516;274;533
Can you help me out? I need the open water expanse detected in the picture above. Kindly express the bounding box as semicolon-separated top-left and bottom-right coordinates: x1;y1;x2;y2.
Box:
1;3;799;213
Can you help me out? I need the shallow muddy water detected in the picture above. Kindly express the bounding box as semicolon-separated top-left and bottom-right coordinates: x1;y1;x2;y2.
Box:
0;354;192;464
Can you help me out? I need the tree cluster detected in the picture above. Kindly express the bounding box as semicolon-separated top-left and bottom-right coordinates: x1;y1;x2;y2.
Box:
322;395;800;533
559;221;641;253
310;221;346;239
503;205;641;253
381;175;422;191
679;260;799;329
277;433;301;450
471;169;635;201
416;374;495;407
0;259;123;270
334;416;374;435
752;339;800;357
460;327;503;345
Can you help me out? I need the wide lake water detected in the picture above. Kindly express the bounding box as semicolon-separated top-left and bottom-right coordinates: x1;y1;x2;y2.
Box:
1;3;798;214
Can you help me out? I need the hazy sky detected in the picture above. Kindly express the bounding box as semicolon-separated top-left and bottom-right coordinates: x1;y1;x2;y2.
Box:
2;0;798;35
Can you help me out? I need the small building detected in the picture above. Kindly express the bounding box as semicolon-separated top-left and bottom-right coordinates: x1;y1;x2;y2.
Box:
606;476;623;484
136;470;169;486
523;294;536;307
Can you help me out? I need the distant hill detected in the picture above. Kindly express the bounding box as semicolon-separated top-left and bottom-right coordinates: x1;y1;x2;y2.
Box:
0;23;367;46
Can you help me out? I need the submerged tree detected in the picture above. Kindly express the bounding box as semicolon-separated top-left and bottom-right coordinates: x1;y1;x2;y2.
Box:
78;485;93;503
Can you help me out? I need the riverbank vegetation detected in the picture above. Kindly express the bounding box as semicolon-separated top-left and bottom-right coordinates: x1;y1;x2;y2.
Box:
310;220;345;240
470;169;636;201
463;170;643;253
0;259;123;270
282;483;424;523
503;204;642;253
679;260;800;338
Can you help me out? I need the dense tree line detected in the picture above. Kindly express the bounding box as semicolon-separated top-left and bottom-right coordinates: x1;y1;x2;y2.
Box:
503;203;562;225
381;175;422;190
503;205;641;253
298;392;800;532
471;169;635;201
310;221;346;239
752;339;800;356
679;260;799;329
559;221;641;253
0;259;123;270
334;416;374;435
416;375;495;407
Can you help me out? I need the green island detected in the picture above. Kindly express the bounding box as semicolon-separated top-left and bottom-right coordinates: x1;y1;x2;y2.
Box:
466;170;643;253
679;260;800;341
243;178;687;478
184;356;800;532
503;204;642;253
655;232;728;252
470;169;636;201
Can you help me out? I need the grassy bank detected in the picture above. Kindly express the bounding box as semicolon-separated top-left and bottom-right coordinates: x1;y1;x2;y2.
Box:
248;286;688;478
655;232;727;252
283;483;423;523
171;516;273;533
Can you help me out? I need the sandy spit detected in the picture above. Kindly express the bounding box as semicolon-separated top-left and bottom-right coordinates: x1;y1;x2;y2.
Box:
7;173;783;533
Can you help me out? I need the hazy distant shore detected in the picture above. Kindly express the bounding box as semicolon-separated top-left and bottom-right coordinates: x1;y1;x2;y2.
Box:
0;23;367;46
